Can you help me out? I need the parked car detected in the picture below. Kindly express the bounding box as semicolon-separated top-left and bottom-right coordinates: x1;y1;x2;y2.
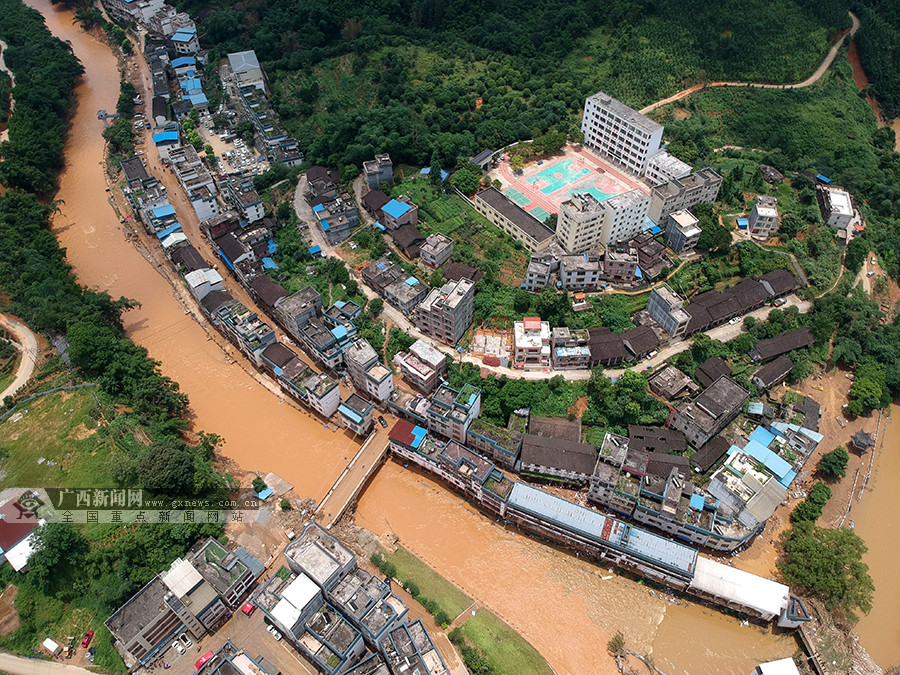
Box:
378;416;388;428
81;631;94;649
171;641;186;655
145;122;151;129
728;316;742;325
178;633;192;648
266;624;283;641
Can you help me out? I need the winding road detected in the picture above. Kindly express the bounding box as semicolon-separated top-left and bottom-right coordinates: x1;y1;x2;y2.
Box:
0;314;39;401
639;11;860;115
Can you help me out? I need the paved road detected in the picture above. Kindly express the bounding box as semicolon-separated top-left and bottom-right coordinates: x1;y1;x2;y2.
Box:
639;11;860;114
0;653;93;675
0;314;39;401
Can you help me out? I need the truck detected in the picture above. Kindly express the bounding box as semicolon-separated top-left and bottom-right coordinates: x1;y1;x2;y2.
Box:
42;638;63;656
65;636;75;658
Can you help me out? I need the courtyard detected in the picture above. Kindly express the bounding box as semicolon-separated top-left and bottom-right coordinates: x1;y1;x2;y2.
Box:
488;143;648;219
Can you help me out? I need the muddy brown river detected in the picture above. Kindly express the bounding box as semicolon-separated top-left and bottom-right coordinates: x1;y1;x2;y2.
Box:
19;1;899;672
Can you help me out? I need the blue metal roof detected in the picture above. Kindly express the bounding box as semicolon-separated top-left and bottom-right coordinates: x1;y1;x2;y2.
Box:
749;426;776;448
171;56;195;67
262;257;278;270
770;421;824;445
747;402;764;415
321;219;330;231
382;199;411;220
689;494;705;511
507;483;698;576
268;241;278;254
312;203;325;212
728;440;793;482
172;28;196;42
650;225;662;235
339;404;365;425
156;223;182;239
404;277;419;286
151;204;176;218
331;325;348;340
180;78;203;92
816;174;832;184
187;93;208;106
153;131;179;144
737;217;749;230
308;245;321;255
410;426;427;449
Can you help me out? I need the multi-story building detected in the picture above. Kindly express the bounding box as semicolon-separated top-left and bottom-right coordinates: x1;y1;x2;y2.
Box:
381;196;418;230
749;195;779;238
227;50;267;93
345;339;395;404
513;317;551;369
223;175;264;223
312;196;359;245
647;285;690;339
339;393;375;435
299;318;355;369
426;383;481;443
631;230;668;277
393;339;446;394
298;371;341;418
216;303;275;363
603;247;639;283
472;187;555;252
523;254;554;292
274;286;322;339
411;278;475;345
670;377;749;448
581;92;664;176
106;541;264;669
170;28;199;54
557;190;651;252
560;254;602;290
648;168;722;224
380;620;450;675
383;276;428;315
253;569;366;674
644;150;692;186
550;327;591;370
664;210;701;253
362;154;393;190
330;567;409;647
419;233;454;269
818;185;853;230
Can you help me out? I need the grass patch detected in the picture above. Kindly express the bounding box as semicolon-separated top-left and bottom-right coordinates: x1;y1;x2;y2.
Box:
376;545;471;620
0;389;117;488
458;609;554;675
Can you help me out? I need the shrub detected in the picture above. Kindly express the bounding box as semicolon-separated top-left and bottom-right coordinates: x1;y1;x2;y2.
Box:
404;580;420;598
252;477;267;493
817;446;849;479
280;498;291;511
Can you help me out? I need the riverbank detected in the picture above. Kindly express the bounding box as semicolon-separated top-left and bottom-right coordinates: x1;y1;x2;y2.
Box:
847;37;900;153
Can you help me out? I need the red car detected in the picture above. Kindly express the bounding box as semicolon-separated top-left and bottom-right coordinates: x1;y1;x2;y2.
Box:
241;602;256;616
195;651;214;671
81;631;94;648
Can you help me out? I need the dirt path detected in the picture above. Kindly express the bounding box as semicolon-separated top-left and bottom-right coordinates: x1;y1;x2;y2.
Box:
0;39;15;144
0;314;39;401
639;11;860;115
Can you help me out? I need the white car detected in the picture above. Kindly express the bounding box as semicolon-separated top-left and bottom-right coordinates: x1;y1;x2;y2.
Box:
171;641;186;655
266;625;283;641
728;316;742;325
178;633;192;648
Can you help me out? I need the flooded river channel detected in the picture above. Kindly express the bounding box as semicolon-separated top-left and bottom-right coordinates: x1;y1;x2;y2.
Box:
21;1;898;671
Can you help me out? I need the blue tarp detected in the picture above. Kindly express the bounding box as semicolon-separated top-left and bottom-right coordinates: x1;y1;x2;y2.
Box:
151;204;176;219
321;219;330;231
171;56;195;68
816;174;832;184
312;203;325;212
635;267;643;279
331;325;349;340
375;222;386;232
737;217;749;230
255;487;273;500
689;494;705;511
404;277;419;286
650;225;662;235
382;199;411;220
262;257;278;270
268;241;278;254
308;245;321;255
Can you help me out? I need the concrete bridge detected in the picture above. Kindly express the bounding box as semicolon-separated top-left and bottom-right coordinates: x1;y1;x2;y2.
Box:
315;422;393;528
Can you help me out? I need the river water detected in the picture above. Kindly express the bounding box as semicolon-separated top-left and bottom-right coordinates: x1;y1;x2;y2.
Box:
19;2;895;672
851;405;900;670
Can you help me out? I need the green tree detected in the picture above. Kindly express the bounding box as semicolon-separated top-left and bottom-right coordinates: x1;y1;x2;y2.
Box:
138;438;196;496
27;524;89;596
779;521;874;619
817;446;849;479
792;481;831;522
450;162;483;193
252;476;268;493
367;297;384;317
235;120;255;145
428;268;445;287
204;143;215;158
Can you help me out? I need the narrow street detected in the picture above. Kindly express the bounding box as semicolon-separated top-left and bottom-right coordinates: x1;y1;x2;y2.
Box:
0;314;39;401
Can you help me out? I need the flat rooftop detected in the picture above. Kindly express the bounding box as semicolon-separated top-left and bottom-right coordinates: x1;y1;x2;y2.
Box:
587;92;662;134
284;523;355;587
476;187;555;243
